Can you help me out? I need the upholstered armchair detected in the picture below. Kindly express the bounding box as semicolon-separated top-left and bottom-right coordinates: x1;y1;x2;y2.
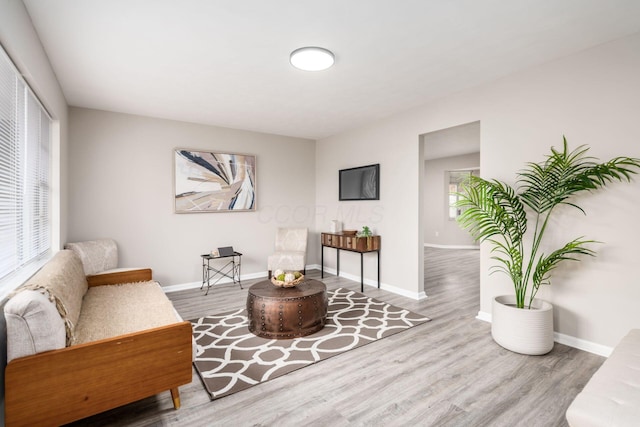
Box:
267;228;308;277
64;238;151;286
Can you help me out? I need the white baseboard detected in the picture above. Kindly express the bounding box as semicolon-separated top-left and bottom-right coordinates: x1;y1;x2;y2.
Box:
162;270;268;293
320;267;427;300
283;264;428;300
553;332;612;357
163;264;426;301
475;310;612;357
161;281;201;293
475;310;492;322
163;265;324;293
424;243;479;250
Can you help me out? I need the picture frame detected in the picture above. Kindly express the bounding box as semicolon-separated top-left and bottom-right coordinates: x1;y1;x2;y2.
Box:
174;149;256;213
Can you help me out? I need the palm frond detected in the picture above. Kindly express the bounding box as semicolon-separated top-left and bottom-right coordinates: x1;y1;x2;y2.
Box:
529;238;597;307
519;137;640;214
455;137;640;309
456;176;527;245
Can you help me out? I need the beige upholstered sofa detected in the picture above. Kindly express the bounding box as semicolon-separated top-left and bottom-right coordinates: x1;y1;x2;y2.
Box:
566;329;640;426
3;248;192;426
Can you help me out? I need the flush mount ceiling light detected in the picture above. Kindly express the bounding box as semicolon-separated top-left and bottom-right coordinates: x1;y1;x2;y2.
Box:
290;47;335;71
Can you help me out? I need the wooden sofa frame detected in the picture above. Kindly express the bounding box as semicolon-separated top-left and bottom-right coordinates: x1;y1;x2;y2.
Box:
4;269;193;427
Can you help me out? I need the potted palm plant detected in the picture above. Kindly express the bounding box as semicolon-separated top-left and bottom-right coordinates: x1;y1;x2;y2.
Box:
456;138;640;355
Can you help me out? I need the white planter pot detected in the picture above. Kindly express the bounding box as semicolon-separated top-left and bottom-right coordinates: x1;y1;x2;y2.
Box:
491;295;554;355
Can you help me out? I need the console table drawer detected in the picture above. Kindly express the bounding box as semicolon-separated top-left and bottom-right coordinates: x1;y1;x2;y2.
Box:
321;233;380;251
322;234;336;246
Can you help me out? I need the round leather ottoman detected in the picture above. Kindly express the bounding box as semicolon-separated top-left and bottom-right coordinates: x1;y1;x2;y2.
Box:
247;279;328;339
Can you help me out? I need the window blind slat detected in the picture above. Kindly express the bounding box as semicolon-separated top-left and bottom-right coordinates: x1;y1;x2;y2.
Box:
0;45;52;285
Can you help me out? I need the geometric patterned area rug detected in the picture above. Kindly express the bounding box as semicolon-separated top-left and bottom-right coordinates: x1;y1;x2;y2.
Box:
191;287;431;400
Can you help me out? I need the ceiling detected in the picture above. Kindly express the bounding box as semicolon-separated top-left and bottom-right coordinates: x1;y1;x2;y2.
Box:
22;0;640;140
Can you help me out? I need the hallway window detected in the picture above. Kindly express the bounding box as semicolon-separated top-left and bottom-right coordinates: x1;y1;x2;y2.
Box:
448;169;478;219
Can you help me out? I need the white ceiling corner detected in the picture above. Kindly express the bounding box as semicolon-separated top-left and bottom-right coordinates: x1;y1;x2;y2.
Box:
22;0;640;140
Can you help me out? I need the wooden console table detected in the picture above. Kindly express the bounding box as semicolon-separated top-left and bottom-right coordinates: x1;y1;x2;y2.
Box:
321;232;380;292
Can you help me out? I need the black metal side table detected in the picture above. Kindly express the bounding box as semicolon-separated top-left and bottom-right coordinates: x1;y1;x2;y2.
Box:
201;252;242;295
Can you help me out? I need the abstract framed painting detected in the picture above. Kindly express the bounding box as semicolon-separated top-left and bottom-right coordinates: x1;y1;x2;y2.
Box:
174;149;256;213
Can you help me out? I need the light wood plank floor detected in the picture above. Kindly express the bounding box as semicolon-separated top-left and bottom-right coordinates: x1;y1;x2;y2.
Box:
67;247;604;426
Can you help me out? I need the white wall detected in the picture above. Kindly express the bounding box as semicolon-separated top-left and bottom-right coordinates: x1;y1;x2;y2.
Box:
423;153;480;247
316;32;640;349
68;108;316;287
315;123;413;295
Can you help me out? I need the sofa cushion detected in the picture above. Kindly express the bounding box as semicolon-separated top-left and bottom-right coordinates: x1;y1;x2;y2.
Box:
65;239;118;275
73;281;180;345
566;329;640;426
4;290;67;362
14;250;88;346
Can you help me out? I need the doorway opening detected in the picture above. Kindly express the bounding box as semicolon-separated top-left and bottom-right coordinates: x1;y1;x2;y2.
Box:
420;121;480;296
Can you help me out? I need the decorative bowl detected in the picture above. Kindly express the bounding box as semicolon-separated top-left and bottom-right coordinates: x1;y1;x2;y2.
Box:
342;230;357;236
271;274;305;288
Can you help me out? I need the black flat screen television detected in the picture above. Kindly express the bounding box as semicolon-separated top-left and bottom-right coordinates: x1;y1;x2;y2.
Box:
339;164;380;201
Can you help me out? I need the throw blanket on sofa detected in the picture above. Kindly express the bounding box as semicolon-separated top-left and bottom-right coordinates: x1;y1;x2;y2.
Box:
11;250;88;346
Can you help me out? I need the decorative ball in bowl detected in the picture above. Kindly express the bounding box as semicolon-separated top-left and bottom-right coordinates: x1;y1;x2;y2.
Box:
271;270;305;287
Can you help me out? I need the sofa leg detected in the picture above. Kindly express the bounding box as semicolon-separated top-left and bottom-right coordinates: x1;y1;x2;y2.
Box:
170;387;181;409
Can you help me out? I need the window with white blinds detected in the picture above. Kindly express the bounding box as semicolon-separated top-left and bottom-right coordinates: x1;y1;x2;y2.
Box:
0;46;52;288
